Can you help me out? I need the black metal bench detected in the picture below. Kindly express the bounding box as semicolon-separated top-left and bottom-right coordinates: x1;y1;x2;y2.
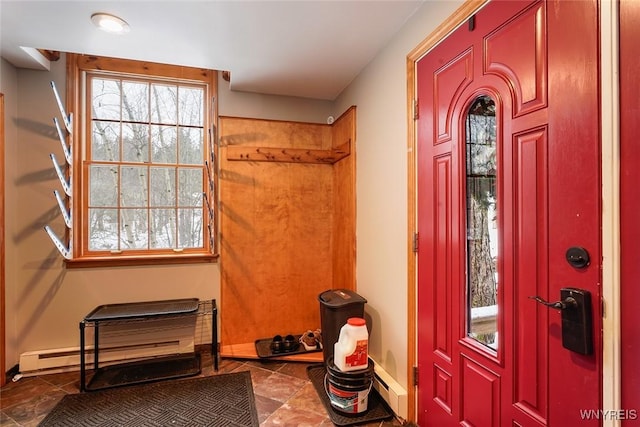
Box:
79;298;217;391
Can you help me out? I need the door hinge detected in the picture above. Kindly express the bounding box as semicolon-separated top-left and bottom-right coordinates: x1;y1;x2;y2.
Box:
413;232;419;253
413;366;419;386
413;99;419;120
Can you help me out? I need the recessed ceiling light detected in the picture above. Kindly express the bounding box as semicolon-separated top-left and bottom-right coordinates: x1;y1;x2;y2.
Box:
91;13;130;34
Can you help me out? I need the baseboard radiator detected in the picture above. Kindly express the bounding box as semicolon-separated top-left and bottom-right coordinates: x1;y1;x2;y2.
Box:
19;314;213;377
370;357;409;421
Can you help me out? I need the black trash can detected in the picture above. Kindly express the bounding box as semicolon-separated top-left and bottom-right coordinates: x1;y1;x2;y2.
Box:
318;289;367;364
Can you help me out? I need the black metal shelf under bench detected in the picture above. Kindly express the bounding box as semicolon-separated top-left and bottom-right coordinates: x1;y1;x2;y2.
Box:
79;298;217;392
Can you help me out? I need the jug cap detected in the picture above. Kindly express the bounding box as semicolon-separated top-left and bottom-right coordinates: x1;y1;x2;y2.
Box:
347;317;366;326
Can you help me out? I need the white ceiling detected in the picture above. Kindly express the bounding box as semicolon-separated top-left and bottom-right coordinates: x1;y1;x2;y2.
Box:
0;1;425;100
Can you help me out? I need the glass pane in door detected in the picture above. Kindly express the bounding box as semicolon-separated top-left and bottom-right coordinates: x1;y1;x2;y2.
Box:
465;95;498;349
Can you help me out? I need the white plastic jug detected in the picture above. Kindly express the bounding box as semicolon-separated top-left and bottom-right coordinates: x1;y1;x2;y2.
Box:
333;317;369;372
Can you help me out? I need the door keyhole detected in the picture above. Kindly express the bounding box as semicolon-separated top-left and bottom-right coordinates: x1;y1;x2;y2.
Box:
566;246;590;269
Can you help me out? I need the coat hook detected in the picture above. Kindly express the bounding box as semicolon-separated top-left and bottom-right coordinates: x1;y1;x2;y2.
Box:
257;148;273;159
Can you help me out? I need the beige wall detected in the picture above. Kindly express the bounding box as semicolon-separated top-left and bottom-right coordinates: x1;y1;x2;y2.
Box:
9;58;222;356
2;0;466;392
333;0;464;391
2;57;19;372
218;73;333;123
1;56;333;370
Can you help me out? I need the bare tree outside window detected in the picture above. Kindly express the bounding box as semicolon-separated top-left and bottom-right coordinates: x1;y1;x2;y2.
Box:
465;95;499;349
88;77;206;252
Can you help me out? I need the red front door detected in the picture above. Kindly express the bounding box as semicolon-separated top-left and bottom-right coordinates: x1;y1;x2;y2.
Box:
416;1;601;426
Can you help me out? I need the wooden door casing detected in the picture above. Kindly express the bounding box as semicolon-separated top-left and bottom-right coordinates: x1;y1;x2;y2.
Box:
620;0;640;420
416;1;601;426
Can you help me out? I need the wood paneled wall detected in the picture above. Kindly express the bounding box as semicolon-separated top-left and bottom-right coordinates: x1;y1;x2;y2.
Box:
331;107;356;290
218;109;356;353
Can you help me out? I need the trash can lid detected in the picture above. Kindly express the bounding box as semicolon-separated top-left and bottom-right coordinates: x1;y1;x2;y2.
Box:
318;289;367;307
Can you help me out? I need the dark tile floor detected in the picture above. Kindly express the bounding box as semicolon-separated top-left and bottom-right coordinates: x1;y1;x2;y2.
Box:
0;350;404;426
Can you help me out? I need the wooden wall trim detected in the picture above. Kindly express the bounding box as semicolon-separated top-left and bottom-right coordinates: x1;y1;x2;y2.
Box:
332;106;357;292
405;0;487;422
406;0;488;62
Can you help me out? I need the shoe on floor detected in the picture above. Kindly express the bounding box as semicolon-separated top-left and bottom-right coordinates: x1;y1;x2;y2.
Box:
313;328;323;349
300;330;317;351
283;334;299;352
271;335;284;353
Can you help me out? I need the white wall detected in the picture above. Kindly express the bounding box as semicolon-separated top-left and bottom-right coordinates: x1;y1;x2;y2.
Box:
333;0;464;390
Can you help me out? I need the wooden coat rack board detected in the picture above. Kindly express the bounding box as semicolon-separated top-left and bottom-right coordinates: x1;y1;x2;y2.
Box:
226;140;350;164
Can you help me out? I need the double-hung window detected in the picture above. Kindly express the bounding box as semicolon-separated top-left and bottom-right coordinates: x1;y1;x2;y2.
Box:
68;54;217;266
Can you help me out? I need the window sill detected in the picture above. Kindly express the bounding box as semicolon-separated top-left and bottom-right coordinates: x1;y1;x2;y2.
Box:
64;253;219;269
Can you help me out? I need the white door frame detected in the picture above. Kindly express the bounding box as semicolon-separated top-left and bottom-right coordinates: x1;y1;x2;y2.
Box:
600;1;621;425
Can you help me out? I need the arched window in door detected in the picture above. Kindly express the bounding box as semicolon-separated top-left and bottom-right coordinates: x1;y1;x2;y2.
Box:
465;95;498;350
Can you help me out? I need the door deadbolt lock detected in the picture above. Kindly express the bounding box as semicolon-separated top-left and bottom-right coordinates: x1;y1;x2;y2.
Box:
529;288;593;355
566;246;590;268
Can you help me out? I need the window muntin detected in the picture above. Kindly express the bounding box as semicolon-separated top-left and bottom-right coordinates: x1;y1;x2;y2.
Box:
465;95;498;350
69;54;217;264
87;75;207;253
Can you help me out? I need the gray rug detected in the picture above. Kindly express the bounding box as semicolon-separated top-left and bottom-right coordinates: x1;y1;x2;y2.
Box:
38;372;259;427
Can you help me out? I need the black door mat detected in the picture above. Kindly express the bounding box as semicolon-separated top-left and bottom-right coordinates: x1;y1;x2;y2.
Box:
41;371;259;427
86;353;201;391
255;334;322;358
307;363;394;426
